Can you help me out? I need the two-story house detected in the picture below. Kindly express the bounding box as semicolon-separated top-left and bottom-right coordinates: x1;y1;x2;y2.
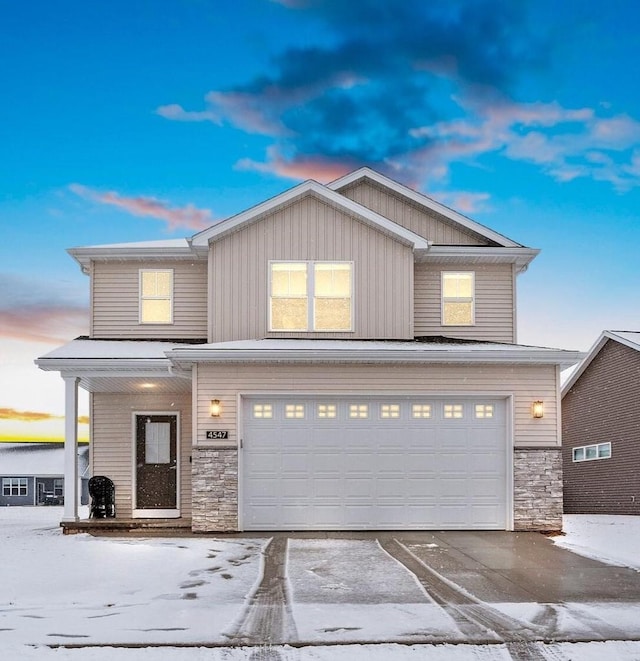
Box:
37;168;582;533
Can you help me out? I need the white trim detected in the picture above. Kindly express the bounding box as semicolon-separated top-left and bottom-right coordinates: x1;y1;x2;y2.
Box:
327;167;522;248
505;394;515;531
131;411;181;519
191;180;431;250
562;330;640;395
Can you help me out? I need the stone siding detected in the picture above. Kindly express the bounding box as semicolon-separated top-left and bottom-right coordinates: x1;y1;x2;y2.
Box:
514;448;563;531
191;447;238;532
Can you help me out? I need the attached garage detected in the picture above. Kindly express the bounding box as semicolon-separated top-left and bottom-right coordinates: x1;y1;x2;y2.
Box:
240;395;510;531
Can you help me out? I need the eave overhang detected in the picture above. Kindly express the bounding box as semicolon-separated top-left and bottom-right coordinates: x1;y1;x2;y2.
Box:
415;246;540;273
68;240;203;275
166;340;583;371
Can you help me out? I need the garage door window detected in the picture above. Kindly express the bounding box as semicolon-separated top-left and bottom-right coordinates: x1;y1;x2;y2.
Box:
412;404;432;418
444;404;464;418
349;404;369;419
380;404;400;418
475;404;494;418
317;404;337;418
285;404;305;419
253;404;273;419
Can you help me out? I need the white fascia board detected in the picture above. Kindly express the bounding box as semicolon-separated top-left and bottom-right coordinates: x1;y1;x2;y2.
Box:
68;241;201;274
417;246;540;272
328;167;522;248
191;179;431;250
168;347;583;370
35;357;174;373
561;330;639;396
606;330;640;352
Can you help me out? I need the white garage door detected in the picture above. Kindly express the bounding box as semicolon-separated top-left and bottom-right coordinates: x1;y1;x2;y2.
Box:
241;396;508;531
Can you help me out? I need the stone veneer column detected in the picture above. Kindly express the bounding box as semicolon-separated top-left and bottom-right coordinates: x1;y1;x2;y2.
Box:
191;447;238;532
513;448;563;531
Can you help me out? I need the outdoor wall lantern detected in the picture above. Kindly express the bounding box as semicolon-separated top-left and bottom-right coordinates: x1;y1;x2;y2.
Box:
210;399;222;417
532;400;544;419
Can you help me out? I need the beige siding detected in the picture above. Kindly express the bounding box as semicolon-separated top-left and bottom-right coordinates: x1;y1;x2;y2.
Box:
210;195;414;342
339;180;491;245
414;263;515;342
91;392;192;518
195;363;558;449
91;261;207;338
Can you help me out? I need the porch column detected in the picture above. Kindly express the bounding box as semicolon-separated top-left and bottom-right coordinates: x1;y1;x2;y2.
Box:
62;376;80;522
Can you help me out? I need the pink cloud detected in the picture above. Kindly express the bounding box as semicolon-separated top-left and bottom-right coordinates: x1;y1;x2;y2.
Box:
0;306;88;344
70;184;215;231
236;147;357;183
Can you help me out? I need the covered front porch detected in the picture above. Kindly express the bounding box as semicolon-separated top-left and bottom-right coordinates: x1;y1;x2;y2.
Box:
35;339;196;531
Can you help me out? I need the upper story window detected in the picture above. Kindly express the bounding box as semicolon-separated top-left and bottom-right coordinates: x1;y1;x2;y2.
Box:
270;261;352;332
442;272;474;326
139;269;173;324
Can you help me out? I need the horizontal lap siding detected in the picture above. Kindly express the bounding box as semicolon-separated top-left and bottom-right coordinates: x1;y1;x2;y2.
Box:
91;392;192;518
91;261;207;338
562;340;640;514
196;363;557;448
210;195;413;342
338;180;489;245
414;263;515;343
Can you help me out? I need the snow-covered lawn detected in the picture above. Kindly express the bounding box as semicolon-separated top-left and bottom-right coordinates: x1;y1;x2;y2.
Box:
1;508;640;660
551;515;640;571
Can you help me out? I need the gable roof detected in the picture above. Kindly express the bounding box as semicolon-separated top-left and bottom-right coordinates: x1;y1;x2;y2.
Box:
190;179;431;250
328;167;522;249
561;330;640;395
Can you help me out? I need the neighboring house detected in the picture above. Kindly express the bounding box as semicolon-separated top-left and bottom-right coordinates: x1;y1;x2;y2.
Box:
561;330;640;515
36;168;581;532
0;443;89;506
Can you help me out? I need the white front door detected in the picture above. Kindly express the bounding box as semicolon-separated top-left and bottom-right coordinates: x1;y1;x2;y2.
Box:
241;396;509;531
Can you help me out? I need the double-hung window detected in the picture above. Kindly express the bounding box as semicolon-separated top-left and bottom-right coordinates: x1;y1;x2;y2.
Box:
442;272;474;326
270;261;352;331
139;269;173;324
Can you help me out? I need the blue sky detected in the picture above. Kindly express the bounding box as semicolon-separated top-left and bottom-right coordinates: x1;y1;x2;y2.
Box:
1;0;639;439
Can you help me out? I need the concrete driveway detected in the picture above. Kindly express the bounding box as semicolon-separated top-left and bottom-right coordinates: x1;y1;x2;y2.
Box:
224;530;640;654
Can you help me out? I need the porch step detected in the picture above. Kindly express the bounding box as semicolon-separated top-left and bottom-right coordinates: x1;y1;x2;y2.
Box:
61;518;193;535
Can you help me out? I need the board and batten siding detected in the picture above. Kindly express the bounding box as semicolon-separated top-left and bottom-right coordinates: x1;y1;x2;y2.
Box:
414;263;515;343
209;195;414;342
338;180;491;245
195;363;558;449
90;392;193;518
91;260;207;338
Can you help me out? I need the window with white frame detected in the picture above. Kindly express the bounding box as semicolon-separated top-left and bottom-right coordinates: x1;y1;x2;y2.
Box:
444;404;464;419
349;404;368;419
317;404;337;418
285;404;305;419
140;269;173;324
572;442;612;462
252;404;273;419
442;272;474;326
412;404;432;418
380;404;400;418
54;478;64;497
2;478;27;496
270;261;352;331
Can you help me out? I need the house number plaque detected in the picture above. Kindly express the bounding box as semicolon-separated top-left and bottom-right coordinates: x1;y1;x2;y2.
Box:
206;430;229;440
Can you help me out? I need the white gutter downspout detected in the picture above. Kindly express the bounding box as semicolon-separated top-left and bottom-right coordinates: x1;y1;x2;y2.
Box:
62;376;80;523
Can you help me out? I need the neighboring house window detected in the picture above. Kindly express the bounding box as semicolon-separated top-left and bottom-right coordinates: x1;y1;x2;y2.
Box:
54;479;64;496
139;269;173;324
442;272;474;326
573;442;612;462
270;261;352;331
2;478;27;496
